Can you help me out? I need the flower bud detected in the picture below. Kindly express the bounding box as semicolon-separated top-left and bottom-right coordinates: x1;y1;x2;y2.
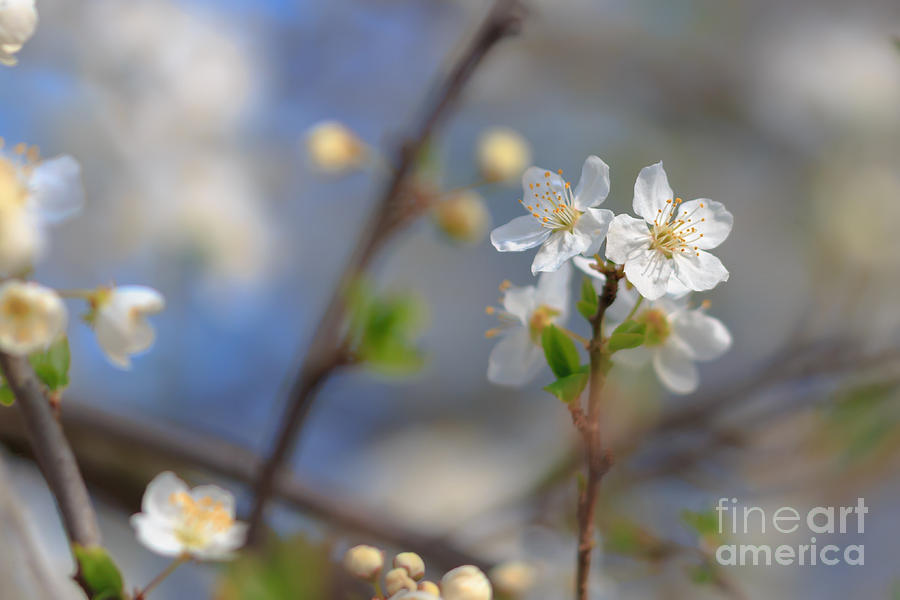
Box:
477;127;531;183
433;190;490;244
418;580;441;596
385;567;417;596
441;565;492;600
343;544;384;580
0;281;66;355
305;120;367;174
393;552;426;580
490;561;535;597
0;0;37;66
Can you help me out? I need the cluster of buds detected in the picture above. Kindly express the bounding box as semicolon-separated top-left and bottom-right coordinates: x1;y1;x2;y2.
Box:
344;545;493;600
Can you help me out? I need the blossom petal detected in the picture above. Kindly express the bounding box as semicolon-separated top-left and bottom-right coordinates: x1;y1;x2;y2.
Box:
534;260;572;317
573;155;610;210
671;310;732;361
28;156;85;225
190;485;236;518
501;285;536;324
613;345;652;368
605;214;650;264
672;250;729;292
142;471;189;521
665;275;692;298
522;165;566;200
652;345;698;394
531;230;590;274
574;207;614;256
675;199;733;249
633;162;673;223
572;255;604;280
131;514;184;557
490;216;550;252
623;247;671;300
487;327;544;386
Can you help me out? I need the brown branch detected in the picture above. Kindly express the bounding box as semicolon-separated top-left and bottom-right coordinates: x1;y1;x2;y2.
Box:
246;0;526;544
0;353;101;548
0;399;488;572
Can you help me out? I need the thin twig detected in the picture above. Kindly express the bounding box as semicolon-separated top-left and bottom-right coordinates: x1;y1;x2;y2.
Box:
246;0;526;544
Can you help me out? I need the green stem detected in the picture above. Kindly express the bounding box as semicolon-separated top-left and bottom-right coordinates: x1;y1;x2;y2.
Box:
135;555;190;599
373;579;385;600
622;295;644;323
557;326;590;346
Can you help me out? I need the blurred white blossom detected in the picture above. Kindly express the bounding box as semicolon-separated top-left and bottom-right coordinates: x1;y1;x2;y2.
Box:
477;127;531;183
92;285;164;369
0;0;36;66
394;552;426;581
606;162;732;300
441;565;492;600
491;156;613;274
131;471;246;560
490;560;536;597
0;281;66;356
344;544;384;580
305;120;368;174
434;190;491;244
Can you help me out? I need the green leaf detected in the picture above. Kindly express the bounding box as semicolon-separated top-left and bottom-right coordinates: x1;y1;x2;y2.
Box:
577;277;598;321
541;325;580;378
543;366;589;403
0;385;13;406
72;544;124;600
29;336;70;391
608;321;646;352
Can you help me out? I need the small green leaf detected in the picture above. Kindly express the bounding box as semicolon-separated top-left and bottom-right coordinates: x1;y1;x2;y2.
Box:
0;385;14;406
612;320;645;335
543;366;589;403
541;325;580;378
73;544;124;600
29;336;70;391
577;277;598;321
608;321;646;352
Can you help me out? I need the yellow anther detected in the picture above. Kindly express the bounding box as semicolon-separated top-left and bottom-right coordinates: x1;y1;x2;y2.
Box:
485;306;495;315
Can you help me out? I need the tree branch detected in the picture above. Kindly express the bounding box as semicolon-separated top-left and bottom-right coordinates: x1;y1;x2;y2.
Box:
246;0;526;544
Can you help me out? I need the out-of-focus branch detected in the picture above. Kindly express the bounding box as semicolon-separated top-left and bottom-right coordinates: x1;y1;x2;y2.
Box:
0;400;489;572
0;353;100;549
246;0;526;544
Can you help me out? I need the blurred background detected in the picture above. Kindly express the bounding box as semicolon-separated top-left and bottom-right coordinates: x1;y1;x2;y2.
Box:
1;0;899;598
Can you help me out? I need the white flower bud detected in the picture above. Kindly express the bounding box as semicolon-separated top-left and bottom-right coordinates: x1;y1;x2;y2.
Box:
0;0;37;66
490;561;535;597
418;580;441;596
385;567;417;596
441;565;492;600
393;552;426;580
433;190;490;244
389;592;440;600
0;281;66;355
477;128;531;183
93;285;164;369
343;544;384;581
305;120;367;174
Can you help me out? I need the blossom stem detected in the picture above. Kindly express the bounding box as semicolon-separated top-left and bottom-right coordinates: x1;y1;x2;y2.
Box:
373;580;385;600
135;555;191;600
440;177;491;198
55;289;95;300
622;295;644;323
558;326;590;346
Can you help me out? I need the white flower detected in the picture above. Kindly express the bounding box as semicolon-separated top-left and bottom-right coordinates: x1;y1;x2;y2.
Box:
344;544;384;580
386;568;418;596
477;127;531;182
130;471;246;560
441;565;492;600
433;190;491;245
393;552;426;581
93;285;164;369
614;298;732;395
0;145;85;275
486;262;571;386
0;281;66;355
0;0;37;66
606;162;732;300
489;561;536;597
305;120;367;174
491;156;614;274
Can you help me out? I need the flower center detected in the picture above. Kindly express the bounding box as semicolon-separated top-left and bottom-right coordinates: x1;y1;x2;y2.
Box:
529;304;561;343
169;492;234;549
636;308;670;347
649;197;706;258
520;169;582;232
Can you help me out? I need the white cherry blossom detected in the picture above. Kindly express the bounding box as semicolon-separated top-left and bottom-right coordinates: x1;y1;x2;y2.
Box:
491;156;614;274
0;281;66;355
441;565;492;600
613;298;732;395
131;471;246;560
606;162;732;300
93;285;165;369
0;0;37;66
486;263;571;386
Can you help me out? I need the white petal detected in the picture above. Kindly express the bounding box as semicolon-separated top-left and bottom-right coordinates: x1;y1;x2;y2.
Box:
573;155;610;210
115;285;166;313
605;214;650;265
674;199;733;249
142;471;189;521
194;523;247;561
623;247;672;300
94;286;164;369
652;345;698;394
501;285;536;324
665;275;692;298
613;345;651;368
130;514;184;557
574;207;614;256
572;255;604;280
671;310;732;361
522;165;566;200
487;327;543;386
633;162;673;223
672;250;729;292
190;485;236;518
28;156;85;225
534;260;572;315
531;230;589;274
490;215;550;252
